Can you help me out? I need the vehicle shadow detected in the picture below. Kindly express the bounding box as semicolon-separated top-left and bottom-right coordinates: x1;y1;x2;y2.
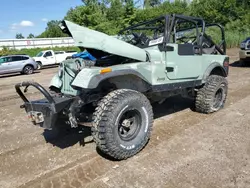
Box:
42;123;93;149
42;95;194;154
153;95;194;119
0;71;41;78
230;60;250;68
40;65;59;70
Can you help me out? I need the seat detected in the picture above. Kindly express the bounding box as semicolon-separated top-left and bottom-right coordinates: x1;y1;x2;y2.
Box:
202;45;216;54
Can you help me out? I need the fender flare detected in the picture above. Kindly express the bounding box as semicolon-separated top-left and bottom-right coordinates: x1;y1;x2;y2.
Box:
36;61;42;65
202;62;227;81
87;69;151;89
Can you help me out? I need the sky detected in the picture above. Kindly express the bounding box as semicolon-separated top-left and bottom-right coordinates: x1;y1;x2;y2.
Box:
0;0;83;39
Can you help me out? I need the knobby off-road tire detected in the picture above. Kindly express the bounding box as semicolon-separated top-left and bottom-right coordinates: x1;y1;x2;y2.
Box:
195;75;228;114
91;89;153;160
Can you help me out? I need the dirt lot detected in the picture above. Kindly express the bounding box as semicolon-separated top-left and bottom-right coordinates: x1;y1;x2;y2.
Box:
0;48;250;188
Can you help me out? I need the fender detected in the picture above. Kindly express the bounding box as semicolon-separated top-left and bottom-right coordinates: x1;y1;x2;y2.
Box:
87;69;151;89
202;62;227;82
71;68;151;89
49;74;62;89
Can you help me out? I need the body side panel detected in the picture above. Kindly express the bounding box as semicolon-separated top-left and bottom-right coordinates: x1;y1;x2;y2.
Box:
165;43;202;80
201;54;228;82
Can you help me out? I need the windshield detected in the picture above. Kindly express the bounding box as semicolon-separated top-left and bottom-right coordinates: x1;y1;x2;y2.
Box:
0;57;6;64
36;51;44;57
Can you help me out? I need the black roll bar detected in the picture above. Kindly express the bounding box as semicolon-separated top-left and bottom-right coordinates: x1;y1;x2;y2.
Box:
15;81;55;104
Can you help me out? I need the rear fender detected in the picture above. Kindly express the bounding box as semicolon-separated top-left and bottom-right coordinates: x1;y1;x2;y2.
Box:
203;62;227;82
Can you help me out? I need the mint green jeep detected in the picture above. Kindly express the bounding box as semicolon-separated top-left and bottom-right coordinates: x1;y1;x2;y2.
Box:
15;14;229;160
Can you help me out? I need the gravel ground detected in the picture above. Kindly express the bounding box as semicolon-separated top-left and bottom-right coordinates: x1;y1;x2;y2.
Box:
0;48;250;188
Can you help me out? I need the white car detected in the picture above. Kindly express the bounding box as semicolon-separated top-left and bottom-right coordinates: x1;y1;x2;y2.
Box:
34;50;77;69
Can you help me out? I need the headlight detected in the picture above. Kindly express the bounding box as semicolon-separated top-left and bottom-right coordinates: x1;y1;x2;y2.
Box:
246;41;250;49
240;42;246;49
58;66;63;78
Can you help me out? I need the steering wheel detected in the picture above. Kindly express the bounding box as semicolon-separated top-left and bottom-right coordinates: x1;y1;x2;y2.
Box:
153;27;164;39
131;32;149;46
131;32;142;44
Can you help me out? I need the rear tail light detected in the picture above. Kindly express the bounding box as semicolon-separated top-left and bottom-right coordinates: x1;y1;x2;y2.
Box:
223;57;229;75
223;57;229;67
223;60;229;67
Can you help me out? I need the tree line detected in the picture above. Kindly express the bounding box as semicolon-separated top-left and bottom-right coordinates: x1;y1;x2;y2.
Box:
16;0;250;45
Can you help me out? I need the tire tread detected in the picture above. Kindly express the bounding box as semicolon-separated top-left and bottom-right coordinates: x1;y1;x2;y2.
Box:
195;75;228;114
91;89;153;160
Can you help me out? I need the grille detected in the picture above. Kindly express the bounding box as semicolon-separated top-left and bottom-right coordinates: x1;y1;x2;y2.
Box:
61;70;78;96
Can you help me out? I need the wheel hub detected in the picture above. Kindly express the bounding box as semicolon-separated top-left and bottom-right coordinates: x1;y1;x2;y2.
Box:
118;110;141;141
121;118;133;128
213;88;224;108
25;67;32;74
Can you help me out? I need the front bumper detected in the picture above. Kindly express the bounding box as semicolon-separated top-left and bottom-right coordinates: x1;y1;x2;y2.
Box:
239;49;250;60
15;81;74;129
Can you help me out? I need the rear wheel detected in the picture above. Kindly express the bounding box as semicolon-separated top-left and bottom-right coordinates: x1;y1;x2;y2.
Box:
22;65;34;75
91;89;153;160
195;75;228;113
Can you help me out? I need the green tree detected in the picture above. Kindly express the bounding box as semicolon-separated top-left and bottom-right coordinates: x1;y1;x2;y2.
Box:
65;3;110;33
37;20;68;38
37;0;250;48
190;0;240;25
27;33;35;38
236;0;250;8
143;0;161;9
135;0;189;22
16;33;24;39
122;0;137;28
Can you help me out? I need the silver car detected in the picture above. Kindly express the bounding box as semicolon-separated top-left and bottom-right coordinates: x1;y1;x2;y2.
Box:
0;55;38;75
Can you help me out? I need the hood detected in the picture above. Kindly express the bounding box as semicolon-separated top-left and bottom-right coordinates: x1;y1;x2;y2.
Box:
59;20;147;62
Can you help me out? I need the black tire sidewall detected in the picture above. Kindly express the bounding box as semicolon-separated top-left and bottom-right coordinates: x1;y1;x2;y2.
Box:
111;95;151;151
23;65;34;74
196;75;228;113
212;79;228;111
92;89;153;159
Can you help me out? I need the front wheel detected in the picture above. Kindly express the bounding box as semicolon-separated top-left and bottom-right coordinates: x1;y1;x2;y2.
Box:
37;62;42;70
22;65;34;75
195;75;228;113
91;89;153;160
